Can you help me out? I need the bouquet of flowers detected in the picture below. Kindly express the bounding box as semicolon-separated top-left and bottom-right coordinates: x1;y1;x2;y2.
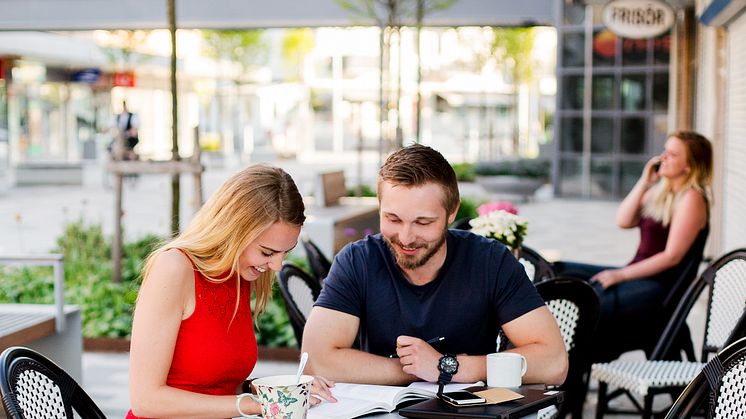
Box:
469;201;528;250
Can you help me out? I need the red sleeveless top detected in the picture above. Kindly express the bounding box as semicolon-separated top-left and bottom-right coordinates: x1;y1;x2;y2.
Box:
127;260;258;418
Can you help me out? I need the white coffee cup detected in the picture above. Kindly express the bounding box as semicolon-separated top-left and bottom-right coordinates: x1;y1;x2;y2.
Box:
486;352;527;387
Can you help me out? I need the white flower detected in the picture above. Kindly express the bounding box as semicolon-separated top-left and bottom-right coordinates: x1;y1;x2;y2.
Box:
469;209;528;249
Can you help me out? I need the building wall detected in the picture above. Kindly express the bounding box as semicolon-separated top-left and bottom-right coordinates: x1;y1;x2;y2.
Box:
722;13;746;252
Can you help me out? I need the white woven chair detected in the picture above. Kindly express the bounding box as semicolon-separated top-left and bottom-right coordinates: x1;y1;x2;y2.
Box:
592;248;746;419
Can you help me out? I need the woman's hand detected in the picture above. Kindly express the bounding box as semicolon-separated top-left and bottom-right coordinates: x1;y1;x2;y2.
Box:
309;376;336;406
591;268;625;289
640;156;662;187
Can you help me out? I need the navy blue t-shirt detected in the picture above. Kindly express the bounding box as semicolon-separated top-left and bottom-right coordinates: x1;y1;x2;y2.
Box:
314;229;545;357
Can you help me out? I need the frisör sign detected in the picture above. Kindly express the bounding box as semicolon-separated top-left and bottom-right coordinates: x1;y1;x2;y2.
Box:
602;0;675;39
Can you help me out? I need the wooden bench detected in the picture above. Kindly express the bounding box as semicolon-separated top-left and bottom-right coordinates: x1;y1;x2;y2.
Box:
0;254;82;381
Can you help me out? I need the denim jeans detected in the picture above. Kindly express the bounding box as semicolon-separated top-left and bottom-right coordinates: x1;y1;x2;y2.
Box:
554;260;668;362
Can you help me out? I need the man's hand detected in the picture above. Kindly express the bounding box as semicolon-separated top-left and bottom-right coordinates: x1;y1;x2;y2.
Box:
393;335;441;382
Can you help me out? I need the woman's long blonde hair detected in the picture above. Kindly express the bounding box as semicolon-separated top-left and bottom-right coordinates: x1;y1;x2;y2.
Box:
642;131;713;226
141;164;305;320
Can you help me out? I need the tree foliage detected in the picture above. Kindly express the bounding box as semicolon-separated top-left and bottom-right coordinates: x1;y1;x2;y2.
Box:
490;27;536;85
200;29;267;76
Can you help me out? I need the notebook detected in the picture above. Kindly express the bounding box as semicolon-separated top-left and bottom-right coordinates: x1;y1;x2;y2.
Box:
307;381;482;419
398;388;564;419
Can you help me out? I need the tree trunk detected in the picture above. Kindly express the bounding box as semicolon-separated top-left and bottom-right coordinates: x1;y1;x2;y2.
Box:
168;0;180;236
415;1;423;144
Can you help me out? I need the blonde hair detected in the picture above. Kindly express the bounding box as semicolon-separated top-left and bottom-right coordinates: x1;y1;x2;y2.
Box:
141;164;305;321
642;131;713;226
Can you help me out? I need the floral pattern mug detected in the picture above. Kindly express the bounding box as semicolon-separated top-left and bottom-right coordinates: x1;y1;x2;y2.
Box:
248;374;313;419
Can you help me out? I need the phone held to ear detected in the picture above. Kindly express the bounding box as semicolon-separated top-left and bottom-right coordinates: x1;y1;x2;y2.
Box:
653;162;661;172
440;391;487;406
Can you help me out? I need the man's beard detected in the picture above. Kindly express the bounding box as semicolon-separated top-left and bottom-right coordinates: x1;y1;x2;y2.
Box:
384;228;448;270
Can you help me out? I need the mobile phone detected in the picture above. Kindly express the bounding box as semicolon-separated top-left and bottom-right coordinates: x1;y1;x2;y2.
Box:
653;162;661;172
440;391;487;406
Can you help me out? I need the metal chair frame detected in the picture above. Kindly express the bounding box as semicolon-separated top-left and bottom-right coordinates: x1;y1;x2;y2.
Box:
594;248;746;419
536;277;600;419
276;263;322;347
664;336;746;419
301;236;332;284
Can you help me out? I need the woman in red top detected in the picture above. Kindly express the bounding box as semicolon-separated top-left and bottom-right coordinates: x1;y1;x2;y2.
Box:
128;164;335;418
554;131;713;361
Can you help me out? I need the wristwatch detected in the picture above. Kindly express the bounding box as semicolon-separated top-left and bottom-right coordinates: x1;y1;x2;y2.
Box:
437;353;459;395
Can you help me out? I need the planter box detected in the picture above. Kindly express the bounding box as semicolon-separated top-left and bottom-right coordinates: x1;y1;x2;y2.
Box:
475;176;546;201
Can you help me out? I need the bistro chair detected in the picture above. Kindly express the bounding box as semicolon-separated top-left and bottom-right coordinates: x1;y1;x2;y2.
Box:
276;263;322;347
518;246;557;284
0;346;106;419
450;217;556;283
536;277;601;419
663;336;746;419
592;248;746;419
301;236;332;284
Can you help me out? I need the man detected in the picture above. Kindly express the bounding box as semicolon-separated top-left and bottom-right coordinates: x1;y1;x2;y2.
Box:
112;100;140;161
302;144;567;387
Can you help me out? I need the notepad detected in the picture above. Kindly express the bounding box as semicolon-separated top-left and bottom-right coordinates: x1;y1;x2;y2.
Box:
307;381;482;419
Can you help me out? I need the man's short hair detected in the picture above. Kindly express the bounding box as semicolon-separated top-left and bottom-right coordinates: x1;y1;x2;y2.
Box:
377;144;460;215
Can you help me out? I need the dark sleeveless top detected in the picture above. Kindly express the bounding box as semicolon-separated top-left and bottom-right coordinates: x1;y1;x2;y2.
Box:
629;216;709;302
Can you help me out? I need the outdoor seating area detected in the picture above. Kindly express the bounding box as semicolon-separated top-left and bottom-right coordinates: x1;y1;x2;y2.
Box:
4;1;746;417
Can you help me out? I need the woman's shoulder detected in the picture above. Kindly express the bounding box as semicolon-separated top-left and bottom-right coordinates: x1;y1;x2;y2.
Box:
679;187;708;208
147;248;195;285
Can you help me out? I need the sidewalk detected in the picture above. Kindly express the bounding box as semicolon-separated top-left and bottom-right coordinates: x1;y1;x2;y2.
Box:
1;159;689;418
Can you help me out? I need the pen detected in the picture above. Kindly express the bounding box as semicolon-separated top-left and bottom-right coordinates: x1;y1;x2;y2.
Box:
389;336;445;358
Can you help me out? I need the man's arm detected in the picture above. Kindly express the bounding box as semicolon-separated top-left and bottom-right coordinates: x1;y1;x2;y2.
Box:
500;306;568;385
302;307;416;385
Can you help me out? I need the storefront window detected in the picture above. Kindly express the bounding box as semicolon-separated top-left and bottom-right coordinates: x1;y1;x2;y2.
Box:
593;30;617;67
591;117;613;153
563;3;586;25
621;117;646;154
621;75;646;111
591;159;613;197
561;75;585;110
652;73;669;111
560;117;583;152
622;38;648;66
620;160;645;195
562;32;586;68
559;157;583;195
592;76;614;109
653;32;671;64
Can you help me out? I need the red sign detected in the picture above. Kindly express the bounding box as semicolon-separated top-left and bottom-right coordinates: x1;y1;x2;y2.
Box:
0;59;5;80
113;71;136;87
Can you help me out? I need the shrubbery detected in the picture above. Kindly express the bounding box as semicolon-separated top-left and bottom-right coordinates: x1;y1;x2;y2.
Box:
0;220;299;347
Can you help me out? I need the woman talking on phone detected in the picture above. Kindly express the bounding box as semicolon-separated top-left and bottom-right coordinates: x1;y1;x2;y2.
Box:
554;131;713;362
127;164;334;419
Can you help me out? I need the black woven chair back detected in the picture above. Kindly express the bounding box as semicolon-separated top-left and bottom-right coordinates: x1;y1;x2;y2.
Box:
0;346;106;419
664;335;746;419
652;248;746;362
302;237;332;284
277;263;323;347
517;246;556;283
536;277;600;419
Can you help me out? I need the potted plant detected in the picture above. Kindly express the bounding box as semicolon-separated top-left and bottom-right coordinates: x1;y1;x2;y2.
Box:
473;159;550;201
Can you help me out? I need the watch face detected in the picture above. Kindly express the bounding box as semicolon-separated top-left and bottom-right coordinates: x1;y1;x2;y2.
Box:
439;355;458;374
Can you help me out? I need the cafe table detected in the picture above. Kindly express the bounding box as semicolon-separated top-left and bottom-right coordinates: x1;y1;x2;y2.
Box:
370;385;564;419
